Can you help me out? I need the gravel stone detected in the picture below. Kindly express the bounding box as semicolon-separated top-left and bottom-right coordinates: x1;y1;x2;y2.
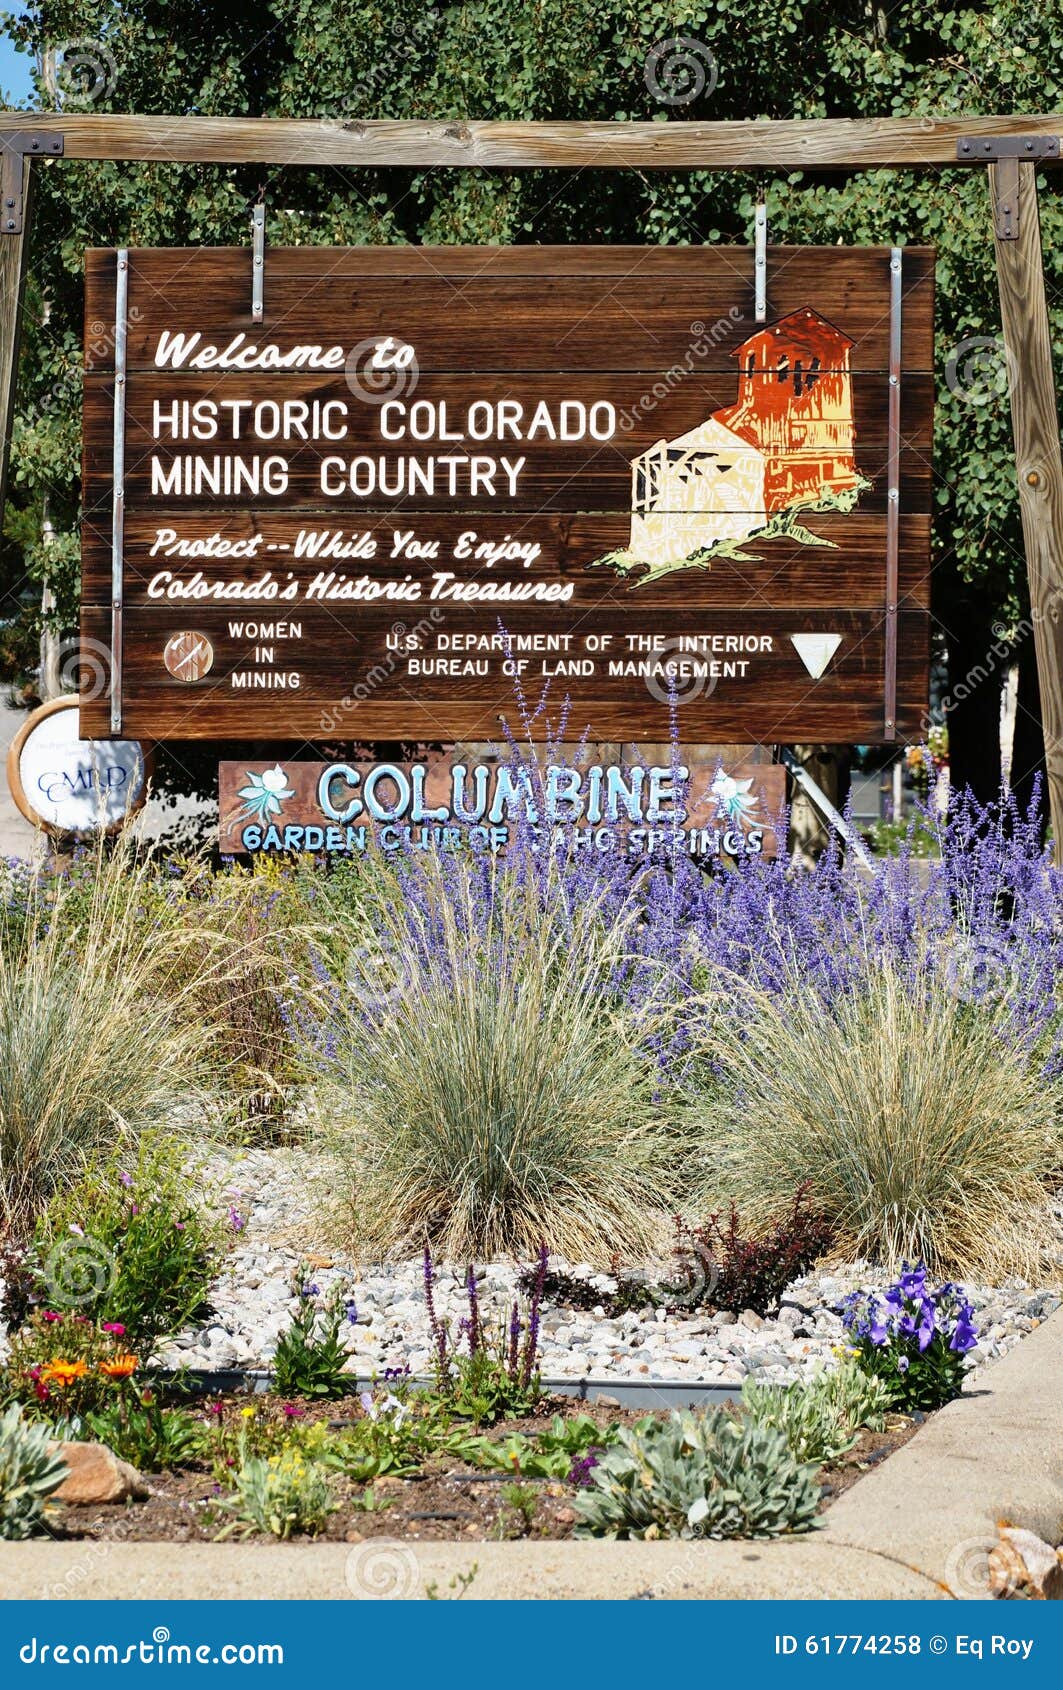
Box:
58;1146;1057;1391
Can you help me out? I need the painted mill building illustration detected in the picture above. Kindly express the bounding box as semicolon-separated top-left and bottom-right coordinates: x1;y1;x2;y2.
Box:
629;308;861;568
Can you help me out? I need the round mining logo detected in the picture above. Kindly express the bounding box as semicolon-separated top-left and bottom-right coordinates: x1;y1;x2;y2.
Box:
163;631;215;683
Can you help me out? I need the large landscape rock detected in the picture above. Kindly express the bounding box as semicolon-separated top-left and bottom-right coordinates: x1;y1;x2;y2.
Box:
50;1443;148;1505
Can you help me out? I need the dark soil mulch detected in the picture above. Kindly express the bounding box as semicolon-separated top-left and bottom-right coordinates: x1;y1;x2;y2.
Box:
45;1395;925;1545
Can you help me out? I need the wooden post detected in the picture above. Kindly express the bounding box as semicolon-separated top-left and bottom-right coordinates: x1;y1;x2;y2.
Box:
991;160;1063;858
0;153;32;538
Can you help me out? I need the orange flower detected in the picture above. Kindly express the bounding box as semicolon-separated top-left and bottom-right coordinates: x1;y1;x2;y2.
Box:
40;1359;90;1388
99;1354;138;1380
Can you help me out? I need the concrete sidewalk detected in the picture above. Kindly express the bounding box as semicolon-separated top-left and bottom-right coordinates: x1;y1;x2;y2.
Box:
1;1310;1059;1601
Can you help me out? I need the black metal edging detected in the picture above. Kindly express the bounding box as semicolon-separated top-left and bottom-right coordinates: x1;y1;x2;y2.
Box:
155;1369;743;1410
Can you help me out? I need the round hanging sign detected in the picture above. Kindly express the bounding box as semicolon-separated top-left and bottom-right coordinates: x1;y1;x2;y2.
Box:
5;697;152;836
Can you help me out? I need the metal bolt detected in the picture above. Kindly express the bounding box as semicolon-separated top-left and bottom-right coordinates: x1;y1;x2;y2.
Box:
30;139;38;150
889;374;899;386
5;219;14;231
254;256;262;267
888;488;900;502
4;198;13;208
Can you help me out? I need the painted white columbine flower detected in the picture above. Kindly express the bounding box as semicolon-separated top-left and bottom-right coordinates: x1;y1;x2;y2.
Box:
710;771;759;826
236;764;295;823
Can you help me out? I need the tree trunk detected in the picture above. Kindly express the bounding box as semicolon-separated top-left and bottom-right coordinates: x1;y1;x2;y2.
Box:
938;568;1003;806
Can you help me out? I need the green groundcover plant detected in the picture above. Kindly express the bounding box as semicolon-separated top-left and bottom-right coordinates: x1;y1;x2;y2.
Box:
0;1404;68;1539
573;1408;822;1541
271;1270;359;1401
31;1134;224;1353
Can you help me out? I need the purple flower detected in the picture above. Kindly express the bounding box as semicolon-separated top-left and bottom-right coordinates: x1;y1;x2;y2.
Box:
228;1207;245;1232
950;1306;980;1353
898;1264;929;1298
302;1282;320;1299
345;1300;359;1325
119;1172;133;1189
568;1451;600;1488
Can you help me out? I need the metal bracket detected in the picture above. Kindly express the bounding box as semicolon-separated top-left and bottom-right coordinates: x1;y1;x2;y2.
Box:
955;135;1059;239
779;747;875;871
0;131;64;233
110;249;128;735
884;246;902;741
251;203;265;321
754;194;767;323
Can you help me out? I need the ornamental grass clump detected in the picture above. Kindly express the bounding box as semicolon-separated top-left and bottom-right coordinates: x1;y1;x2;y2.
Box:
842;1264;979;1412
692;958;1063;1280
573;1408;820;1541
314;845;674;1260
0;835;240;1233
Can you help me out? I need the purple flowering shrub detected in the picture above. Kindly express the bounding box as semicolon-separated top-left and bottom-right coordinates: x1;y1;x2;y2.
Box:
842;1264;979;1412
271;1264;360;1400
29;1133;222;1352
289;746;1063;1271
423;1245;546;1424
308;839;673;1261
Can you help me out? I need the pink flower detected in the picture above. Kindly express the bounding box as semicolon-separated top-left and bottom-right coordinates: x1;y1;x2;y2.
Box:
41;1311;61;1323
281;1402;306;1418
102;1322;126;1336
119;1172;133;1189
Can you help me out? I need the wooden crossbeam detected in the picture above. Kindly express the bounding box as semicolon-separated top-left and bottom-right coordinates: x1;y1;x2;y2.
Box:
0;111;1061;168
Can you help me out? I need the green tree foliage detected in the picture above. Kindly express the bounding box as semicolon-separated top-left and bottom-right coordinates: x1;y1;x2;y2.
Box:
2;2;1060;794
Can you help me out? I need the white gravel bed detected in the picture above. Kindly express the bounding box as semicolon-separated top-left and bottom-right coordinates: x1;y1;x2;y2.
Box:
150;1147;1063;1387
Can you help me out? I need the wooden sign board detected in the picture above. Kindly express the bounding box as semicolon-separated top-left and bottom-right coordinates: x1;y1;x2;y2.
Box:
80;246;933;744
218;753;786;861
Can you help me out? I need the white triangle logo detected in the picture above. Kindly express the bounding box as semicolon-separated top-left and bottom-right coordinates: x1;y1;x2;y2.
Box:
790;632;842;679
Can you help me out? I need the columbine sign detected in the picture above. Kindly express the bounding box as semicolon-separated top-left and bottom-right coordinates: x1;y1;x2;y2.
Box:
80;245;932;744
218;754;786;860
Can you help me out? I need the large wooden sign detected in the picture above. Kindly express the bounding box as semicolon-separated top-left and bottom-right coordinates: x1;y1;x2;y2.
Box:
80;245;933;743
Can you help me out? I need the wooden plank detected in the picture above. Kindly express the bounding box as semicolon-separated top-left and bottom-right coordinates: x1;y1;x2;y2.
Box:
0;155;31;537
84;246;936;373
79;601;929;743
992;161;1063;859
79;508;933;612
5;112;1063;168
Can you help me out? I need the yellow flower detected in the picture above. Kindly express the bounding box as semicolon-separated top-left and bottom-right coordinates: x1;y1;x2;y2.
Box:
240;1406;256;1418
